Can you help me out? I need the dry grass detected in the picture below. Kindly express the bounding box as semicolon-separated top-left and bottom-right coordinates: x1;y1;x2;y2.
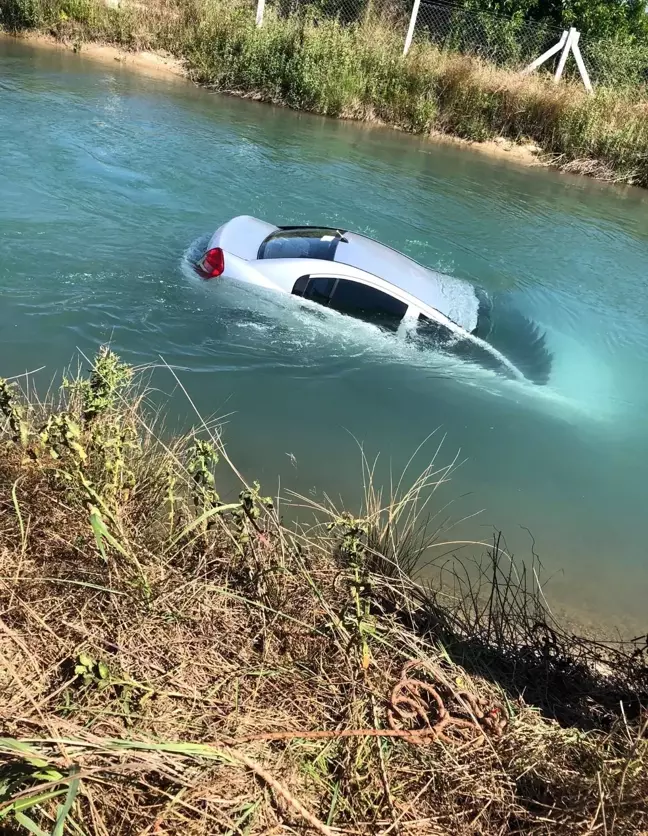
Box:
0;349;647;835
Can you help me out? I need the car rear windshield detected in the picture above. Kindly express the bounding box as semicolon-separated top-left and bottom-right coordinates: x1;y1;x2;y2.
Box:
257;228;345;262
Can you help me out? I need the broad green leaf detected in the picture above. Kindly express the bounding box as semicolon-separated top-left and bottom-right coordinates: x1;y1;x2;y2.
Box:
14;789;67;812
32;770;64;783
88;506;136;564
0;739;48;768
165;502;241;553
13;811;48;836
89;506;108;561
11;481;26;552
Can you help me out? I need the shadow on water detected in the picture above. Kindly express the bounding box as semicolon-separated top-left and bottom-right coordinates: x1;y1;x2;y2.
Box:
373;536;648;732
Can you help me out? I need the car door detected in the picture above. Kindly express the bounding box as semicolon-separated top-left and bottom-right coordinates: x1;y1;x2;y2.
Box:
292;275;409;333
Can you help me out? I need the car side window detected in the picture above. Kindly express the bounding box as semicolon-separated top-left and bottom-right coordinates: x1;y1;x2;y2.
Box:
292;276;309;297
417;313;454;345
306;277;337;304
292;276;336;302
417;313;509;376
330;280;407;332
292;277;407;333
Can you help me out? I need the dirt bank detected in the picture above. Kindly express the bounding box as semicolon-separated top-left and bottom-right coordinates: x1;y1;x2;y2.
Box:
2;30;185;78
3;30;544;170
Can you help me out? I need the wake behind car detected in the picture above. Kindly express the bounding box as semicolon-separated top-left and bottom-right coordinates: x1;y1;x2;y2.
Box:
194;215;552;385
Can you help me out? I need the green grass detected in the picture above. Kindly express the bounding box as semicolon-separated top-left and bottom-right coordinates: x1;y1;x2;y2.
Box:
0;349;647;835
3;0;648;184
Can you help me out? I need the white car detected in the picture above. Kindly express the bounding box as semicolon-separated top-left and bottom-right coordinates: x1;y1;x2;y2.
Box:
194;215;551;385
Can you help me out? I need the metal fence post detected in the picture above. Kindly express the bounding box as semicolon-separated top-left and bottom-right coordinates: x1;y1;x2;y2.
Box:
403;0;421;56
256;0;265;27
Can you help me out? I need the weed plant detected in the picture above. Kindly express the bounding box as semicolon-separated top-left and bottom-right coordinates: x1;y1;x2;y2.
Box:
0;350;647;834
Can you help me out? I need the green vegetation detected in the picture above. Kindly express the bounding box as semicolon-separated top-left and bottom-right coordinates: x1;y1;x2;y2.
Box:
463;0;648;88
3;0;648;184
437;0;648;88
0;349;647;834
466;0;648;41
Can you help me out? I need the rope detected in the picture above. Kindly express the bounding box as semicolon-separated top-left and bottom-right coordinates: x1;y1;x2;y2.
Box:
229;660;506;748
387;660;507;744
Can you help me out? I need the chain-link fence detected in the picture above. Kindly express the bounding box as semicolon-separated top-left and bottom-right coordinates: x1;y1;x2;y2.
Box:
260;0;648;89
264;0;569;72
412;1;648;86
271;0;410;29
578;37;648;87
414;1;564;70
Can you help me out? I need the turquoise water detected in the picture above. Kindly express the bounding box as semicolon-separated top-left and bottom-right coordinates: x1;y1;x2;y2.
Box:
2;38;648;624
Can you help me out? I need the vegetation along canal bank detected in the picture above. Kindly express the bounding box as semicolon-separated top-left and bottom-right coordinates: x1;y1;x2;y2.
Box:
0;349;647;834
4;0;648;186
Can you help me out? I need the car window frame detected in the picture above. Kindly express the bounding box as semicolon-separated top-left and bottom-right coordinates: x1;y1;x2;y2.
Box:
291;273;412;331
290;267;466;340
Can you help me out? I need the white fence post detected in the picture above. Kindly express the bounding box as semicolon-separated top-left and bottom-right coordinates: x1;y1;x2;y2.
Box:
522;26;593;93
256;0;265;27
570;30;593;93
554;26;576;82
521;30;568;75
403;0;421;56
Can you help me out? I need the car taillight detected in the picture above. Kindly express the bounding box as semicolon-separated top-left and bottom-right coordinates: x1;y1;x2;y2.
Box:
201;247;224;279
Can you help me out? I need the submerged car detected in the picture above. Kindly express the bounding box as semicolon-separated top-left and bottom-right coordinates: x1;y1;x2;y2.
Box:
194;215;552;385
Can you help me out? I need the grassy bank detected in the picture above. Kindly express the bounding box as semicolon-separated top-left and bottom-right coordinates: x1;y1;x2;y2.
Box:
4;0;648;185
0;349;647;835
